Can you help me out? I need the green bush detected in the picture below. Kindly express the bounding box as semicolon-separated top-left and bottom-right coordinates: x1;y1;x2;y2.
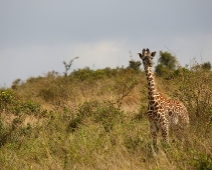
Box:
70;67;113;81
191;152;212;170
155;51;177;77
128;60;141;72
92;101;124;132
201;62;211;71
23;101;41;115
0;90;21;114
0;90;42;116
155;64;171;77
69;100;124;132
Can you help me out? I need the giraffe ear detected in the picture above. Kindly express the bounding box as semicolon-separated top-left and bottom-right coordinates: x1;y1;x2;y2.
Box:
151;51;156;57
138;53;143;59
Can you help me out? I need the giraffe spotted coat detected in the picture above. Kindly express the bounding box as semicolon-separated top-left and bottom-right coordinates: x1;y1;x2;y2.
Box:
138;48;189;143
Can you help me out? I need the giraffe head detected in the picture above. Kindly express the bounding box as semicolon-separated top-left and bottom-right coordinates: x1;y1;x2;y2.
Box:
138;48;156;68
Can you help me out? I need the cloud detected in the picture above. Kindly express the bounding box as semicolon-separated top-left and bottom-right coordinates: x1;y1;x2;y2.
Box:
0;40;130;87
70;40;129;69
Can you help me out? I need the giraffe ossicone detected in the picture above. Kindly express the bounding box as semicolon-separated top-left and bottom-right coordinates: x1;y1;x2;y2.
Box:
138;48;189;144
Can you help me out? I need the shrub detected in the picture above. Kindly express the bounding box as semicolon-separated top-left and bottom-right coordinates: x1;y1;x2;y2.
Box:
128;60;141;72
173;68;212;135
191;152;212;170
201;61;211;71
0;90;43;116
23;101;41;115
155;51;177;77
69;100;124;132
155;64;171;77
0;90;20;114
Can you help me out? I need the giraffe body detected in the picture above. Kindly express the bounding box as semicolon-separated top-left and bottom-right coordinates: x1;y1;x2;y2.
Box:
138;48;189;143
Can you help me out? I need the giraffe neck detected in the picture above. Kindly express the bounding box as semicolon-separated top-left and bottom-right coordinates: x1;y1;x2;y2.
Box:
145;67;159;102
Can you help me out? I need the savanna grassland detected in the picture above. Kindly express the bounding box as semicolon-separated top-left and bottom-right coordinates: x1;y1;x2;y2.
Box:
0;58;212;170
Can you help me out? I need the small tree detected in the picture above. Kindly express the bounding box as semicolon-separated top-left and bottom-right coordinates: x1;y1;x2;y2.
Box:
128;60;141;72
127;51;141;72
191;61;211;72
201;62;211;71
155;51;177;76
63;57;79;76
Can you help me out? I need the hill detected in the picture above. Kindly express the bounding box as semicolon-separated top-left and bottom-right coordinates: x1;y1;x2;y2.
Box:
0;64;212;169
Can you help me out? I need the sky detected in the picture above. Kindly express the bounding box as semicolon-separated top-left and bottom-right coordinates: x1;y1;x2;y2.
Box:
0;1;212;87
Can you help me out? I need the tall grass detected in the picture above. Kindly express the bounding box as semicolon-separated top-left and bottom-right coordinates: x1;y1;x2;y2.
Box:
0;64;211;169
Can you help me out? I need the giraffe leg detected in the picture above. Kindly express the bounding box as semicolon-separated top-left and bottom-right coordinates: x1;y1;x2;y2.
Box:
150;121;159;144
161;123;169;143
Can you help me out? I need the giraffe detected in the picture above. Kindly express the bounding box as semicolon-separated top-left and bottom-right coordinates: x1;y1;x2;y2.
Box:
138;48;189;144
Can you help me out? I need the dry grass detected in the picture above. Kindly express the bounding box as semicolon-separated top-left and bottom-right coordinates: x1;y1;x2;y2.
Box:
0;67;212;170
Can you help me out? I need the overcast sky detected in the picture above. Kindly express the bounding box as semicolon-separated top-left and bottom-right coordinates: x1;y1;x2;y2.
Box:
0;1;212;87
